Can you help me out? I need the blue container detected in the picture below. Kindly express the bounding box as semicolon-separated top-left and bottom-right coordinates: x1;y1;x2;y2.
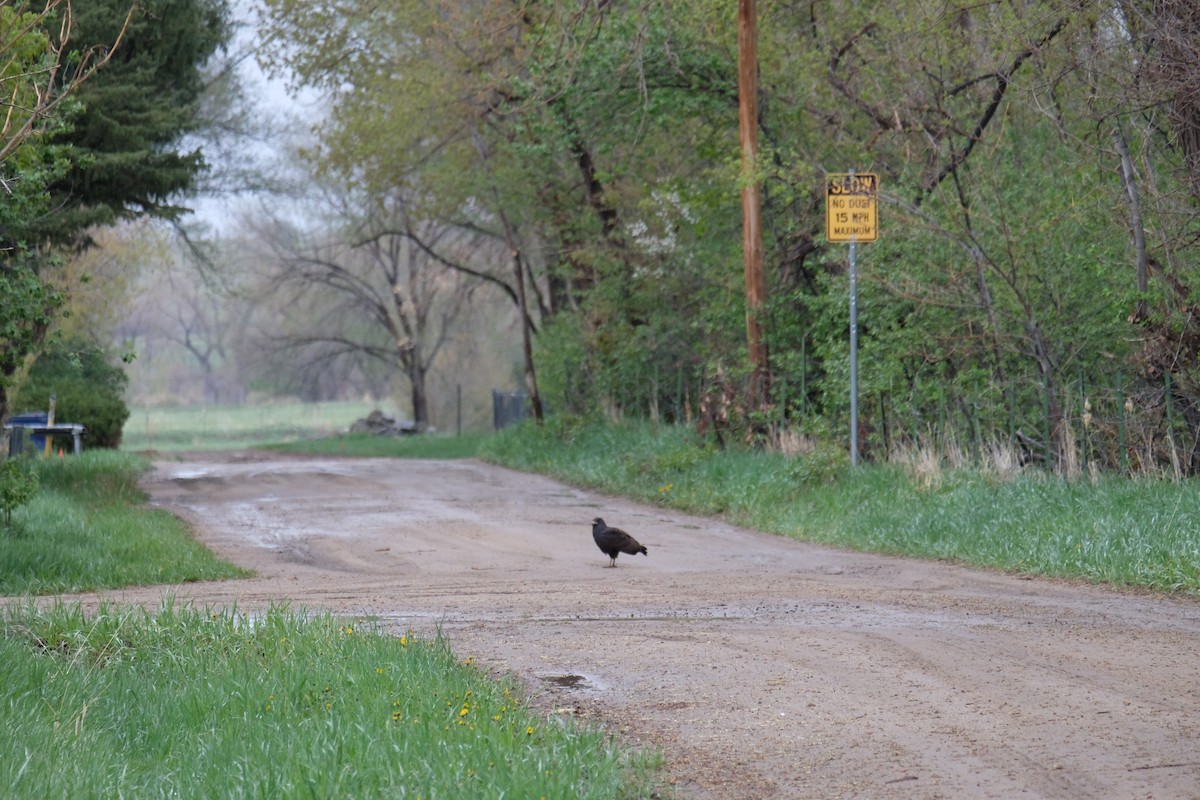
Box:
7;412;49;454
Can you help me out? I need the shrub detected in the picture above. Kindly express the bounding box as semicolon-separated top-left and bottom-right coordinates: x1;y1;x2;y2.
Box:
0;458;39;528
19;340;130;449
787;440;851;486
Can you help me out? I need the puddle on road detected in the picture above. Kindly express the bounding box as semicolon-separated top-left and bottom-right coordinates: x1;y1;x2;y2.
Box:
538;672;606;692
541;674;589;690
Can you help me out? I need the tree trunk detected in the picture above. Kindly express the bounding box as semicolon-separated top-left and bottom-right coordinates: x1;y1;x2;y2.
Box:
468;123;543;423
1026;316;1065;471
1113;125;1149;319
511;247;544;423
410;364;430;432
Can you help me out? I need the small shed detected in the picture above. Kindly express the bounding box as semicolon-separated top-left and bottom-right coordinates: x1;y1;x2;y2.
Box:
5;412;85;457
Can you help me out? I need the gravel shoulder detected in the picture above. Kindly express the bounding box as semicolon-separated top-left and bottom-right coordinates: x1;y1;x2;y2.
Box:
56;451;1200;798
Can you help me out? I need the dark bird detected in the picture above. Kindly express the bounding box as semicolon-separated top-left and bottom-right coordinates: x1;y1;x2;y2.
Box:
592;517;647;567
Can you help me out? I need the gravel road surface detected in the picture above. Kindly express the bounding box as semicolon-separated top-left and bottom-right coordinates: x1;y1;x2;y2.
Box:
68;452;1200;798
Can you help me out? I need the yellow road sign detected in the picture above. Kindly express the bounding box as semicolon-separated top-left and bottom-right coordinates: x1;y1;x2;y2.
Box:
826;173;878;242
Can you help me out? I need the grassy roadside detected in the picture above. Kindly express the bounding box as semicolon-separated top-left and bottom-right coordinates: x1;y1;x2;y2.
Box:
121;401;381;452
0;451;247;595
263;431;490;459
0;446;664;799
477;416;1200;594
0;602;654;798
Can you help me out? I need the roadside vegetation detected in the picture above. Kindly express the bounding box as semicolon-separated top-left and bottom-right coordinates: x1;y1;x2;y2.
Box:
121;402;489;458
478;416;1200;595
0;451;246;595
0;602;655;798
120;401;380;452
266;431;488;459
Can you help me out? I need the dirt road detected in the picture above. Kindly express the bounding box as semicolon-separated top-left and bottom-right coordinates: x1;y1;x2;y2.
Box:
80;451;1200;798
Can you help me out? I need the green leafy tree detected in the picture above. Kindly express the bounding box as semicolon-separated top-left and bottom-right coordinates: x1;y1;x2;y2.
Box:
21;339;130;449
260;0;742;421
0;260;65;434
1;0;231;430
0;0;118;431
0;458;38;529
259;0;1200;471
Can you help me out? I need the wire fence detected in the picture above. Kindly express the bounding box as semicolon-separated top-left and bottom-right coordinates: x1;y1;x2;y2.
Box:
549;358;1200;477
492;390;529;431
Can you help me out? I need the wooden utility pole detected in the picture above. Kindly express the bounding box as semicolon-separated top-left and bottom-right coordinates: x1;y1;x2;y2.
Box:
738;0;768;408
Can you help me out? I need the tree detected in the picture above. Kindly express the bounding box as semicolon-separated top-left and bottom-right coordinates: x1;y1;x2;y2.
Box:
106;222;254;405
0;260;63;427
256;0;1200;472
0;0;129;176
247;181;495;430
1;0;232;429
1094;0;1200;471
0;0;129;432
258;0;550;419
31;0;231;239
259;0;743;421
22;337;131;448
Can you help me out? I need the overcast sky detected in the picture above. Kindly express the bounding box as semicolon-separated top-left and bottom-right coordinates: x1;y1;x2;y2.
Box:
186;0;322;231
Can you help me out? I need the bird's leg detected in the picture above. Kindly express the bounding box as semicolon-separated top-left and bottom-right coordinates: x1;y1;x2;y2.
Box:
608;557;617;567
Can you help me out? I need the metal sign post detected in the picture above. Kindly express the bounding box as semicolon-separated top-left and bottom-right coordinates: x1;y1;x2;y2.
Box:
826;172;878;466
849;233;858;466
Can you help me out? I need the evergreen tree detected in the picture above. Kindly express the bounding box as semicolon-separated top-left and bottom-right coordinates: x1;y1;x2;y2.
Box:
1;0;231;427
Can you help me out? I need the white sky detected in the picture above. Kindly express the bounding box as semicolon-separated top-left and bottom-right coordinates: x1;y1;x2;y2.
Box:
185;0;323;231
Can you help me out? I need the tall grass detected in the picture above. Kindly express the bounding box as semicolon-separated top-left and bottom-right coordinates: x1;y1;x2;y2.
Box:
479;416;1200;594
0;451;247;595
0;602;658;799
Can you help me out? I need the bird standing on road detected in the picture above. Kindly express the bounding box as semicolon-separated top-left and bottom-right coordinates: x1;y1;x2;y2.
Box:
592;517;647;567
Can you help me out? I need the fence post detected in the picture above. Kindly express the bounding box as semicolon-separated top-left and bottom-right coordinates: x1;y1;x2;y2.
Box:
1007;383;1016;443
879;393;890;455
1079;372;1087;470
974;377;983;465
800;336;807;417
778;375;788;428
1166;372;1181;476
651;362;659;423
910;376;920;448
563;360;570;413
1042;382;1052;472
1117;375;1128;474
970;400;980;466
676;366;683;422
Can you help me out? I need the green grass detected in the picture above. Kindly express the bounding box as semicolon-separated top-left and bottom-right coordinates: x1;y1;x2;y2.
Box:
0;451;247;595
0;602;659;799
122;402;488;458
122;402;381;452
479;416;1200;594
265;431;488;459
